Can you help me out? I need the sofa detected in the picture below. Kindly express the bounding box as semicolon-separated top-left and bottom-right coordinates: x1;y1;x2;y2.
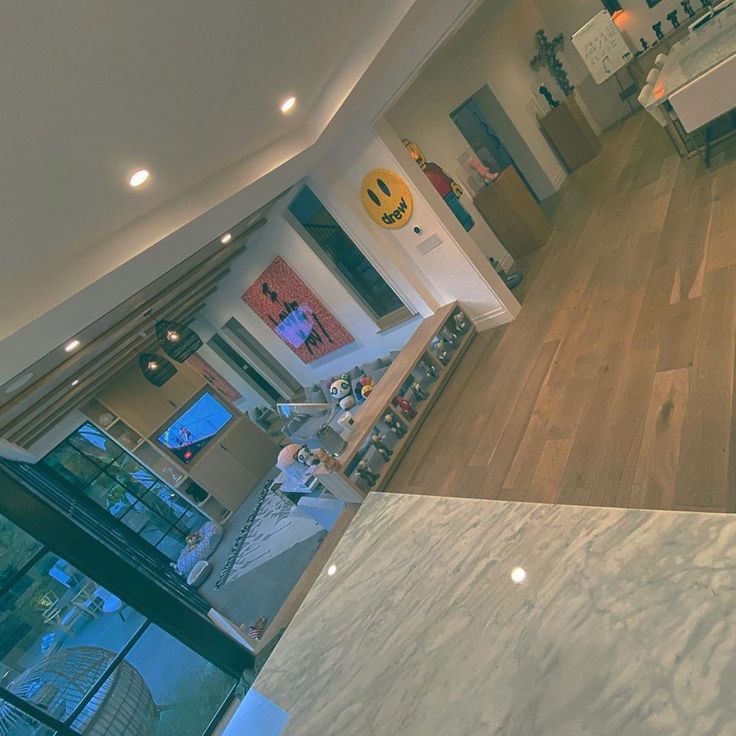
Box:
172;521;224;576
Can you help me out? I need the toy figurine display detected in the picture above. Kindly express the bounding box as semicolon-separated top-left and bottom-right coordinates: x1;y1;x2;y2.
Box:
454;311;470;335
667;9;680;28
355;460;380;487
402;138;475;232
653;21;664;40
420;359;439;382
441;327;459;349
411;381;428;402
384;412;408;438
681;0;695;18
393;396;417;421
639;37;649;52
538;85;560;110
329;374;355;410
370;430;394;462
431;336;451;366
354;375;374;403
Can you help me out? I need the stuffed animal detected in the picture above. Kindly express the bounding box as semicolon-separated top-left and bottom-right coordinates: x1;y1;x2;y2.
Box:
329;373;355;410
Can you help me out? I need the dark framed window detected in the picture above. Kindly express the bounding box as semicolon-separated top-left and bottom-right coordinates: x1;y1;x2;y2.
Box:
286;185;412;329
0;512;237;736
41;423;208;561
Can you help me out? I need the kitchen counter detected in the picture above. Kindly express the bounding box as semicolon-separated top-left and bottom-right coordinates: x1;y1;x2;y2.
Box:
224;493;736;735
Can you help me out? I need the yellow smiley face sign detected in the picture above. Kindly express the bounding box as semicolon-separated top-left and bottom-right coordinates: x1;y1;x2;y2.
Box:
360;169;414;229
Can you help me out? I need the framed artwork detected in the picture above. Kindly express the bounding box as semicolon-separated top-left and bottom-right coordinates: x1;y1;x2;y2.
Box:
242;256;354;364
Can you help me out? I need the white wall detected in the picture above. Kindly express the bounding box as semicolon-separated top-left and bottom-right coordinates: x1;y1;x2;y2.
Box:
386;0;567;214
199;192;429;390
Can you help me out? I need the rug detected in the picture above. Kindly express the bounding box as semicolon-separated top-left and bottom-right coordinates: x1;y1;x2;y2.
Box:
214;483;324;589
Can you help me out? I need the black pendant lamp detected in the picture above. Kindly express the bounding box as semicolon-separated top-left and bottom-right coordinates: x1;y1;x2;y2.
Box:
601;0;623;17
139;352;177;387
155;320;202;363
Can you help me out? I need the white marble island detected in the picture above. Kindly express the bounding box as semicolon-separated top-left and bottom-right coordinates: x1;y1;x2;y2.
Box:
225;494;736;735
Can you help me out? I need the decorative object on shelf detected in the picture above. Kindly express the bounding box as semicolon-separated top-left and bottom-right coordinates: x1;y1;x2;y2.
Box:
354;375;375;403
681;0;695;18
454;311;470;335
360;169;414;229
329;374;356;410
420;359;439;382
530;29;574;97
247;616;268;640
652;21;664;40
539;85;560;110
411;381;428;402
666;9;680;28
441;327;459;349
699;0;712;8
640;37;650;52
242;256;354;364
296;446;320;466
138;352;177;387
355;460;380;487
431;336;451;366
646;0;664;6
155;319;202;362
277;443;304;471
183;481;208;503
98;412;115;428
403;138;475;231
370;430;394;462
393;396;417;421
313;448;342;472
315;424;347;456
458;150;500;194
186;353;242;402
337;411;357;435
383;412;407;438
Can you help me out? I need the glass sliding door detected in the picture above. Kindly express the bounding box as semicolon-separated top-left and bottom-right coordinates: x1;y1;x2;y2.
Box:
41;422;208;561
0;511;237;736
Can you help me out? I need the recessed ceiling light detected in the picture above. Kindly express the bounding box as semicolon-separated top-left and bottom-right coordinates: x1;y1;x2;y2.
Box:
129;169;150;188
220;232;233;245
64;339;81;353
71;379;80;387
280;96;296;114
510;566;527;584
327;564;337;576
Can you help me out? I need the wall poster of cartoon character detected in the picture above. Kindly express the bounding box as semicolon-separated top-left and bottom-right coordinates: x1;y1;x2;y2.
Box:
242;256;354;364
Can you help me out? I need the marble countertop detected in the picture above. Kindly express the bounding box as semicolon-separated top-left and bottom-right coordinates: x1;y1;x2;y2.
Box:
230;494;736;736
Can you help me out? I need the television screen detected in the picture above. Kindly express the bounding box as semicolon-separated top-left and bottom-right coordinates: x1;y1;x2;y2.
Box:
157;392;233;464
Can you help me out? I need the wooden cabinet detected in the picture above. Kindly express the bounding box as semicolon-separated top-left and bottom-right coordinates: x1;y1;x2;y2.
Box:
97;361;204;437
473;167;552;259
189;417;279;511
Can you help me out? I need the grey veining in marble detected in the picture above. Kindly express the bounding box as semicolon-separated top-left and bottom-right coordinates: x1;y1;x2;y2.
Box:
246;494;736;735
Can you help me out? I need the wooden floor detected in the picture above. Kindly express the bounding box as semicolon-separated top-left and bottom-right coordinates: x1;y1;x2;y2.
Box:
388;113;736;513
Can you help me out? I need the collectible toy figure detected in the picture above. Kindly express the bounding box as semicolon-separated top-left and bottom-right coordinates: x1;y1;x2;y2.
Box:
640;37;649;52
384;412;407;438
355;375;375;402
393;396;417;421
412;382;428;402
454;312;470;335
652;21;664;40
403;138;475;231
330;373;355;410
681;1;695;18
355;460;380;487
420;359;439;381
667;9;680;28
370;430;394;462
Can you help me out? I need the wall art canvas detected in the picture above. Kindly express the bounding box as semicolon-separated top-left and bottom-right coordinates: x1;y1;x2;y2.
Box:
242;256;354;363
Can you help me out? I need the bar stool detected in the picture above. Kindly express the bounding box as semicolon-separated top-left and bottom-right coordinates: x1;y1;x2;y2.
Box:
646;67;661;85
654;53;668;69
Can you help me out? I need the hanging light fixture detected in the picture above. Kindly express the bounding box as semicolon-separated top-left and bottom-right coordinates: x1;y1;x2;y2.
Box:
601;0;623;17
155;320;202;362
139;352;177;386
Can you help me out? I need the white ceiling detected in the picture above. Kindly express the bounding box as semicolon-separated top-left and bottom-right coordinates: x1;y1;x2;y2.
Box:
0;0;414;333
0;0;482;387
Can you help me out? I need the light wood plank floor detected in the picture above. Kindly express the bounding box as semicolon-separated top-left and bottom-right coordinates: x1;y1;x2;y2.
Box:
387;113;736;513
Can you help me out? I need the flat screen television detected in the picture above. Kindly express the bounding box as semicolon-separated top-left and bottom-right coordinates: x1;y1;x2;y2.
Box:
157;391;233;464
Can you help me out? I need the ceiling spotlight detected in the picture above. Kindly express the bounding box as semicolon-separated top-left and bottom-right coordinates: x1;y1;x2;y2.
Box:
165;329;181;343
220;232;233;245
64;339;81;353
510;566;527;585
280;96;296;114
128;169;150;188
327;564;337;576
147;359;159;371
71;379;80;387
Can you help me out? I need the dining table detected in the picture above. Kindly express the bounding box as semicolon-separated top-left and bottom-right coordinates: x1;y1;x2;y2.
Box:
641;5;736;162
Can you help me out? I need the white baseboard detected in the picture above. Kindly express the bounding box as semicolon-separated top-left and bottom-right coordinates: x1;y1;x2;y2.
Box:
471;305;514;331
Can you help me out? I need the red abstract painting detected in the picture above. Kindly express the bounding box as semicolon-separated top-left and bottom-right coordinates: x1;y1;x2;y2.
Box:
242;257;354;363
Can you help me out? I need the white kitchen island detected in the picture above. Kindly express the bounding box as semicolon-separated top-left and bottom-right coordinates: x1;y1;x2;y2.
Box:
223;493;736;735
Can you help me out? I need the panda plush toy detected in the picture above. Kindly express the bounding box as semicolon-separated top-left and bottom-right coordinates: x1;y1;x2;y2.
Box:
329;373;356;411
